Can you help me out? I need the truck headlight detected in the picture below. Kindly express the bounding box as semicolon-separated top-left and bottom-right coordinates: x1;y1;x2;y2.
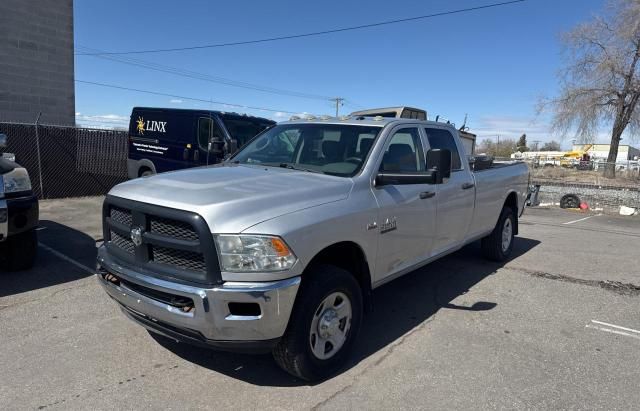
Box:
0;168;32;195
215;234;297;272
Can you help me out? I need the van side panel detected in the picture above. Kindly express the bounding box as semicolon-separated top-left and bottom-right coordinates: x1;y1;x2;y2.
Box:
128;109;197;176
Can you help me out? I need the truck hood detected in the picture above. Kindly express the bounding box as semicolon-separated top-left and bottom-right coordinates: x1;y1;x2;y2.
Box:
108;164;353;233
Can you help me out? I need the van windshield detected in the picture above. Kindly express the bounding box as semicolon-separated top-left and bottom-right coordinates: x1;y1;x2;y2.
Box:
220;116;274;147
231;124;382;177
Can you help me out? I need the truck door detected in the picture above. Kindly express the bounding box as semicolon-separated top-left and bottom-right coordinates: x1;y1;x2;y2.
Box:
196;116;226;165
371;126;436;282
424;127;475;255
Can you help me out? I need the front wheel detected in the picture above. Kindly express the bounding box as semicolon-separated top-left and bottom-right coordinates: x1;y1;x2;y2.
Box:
481;207;515;262
273;264;363;381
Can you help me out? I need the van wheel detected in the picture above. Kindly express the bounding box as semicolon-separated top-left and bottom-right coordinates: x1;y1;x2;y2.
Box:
1;229;38;271
140;169;154;177
481;207;515;262
273;264;362;381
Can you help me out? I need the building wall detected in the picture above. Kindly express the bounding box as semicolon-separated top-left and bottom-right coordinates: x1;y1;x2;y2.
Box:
0;0;75;126
572;144;639;162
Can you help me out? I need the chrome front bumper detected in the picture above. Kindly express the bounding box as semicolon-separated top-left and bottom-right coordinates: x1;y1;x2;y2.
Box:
96;246;300;351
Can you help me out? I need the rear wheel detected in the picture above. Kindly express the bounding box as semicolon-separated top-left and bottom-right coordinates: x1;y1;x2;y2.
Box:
481;207;515;262
140;169;154;177
273;264;362;381
1;229;38;271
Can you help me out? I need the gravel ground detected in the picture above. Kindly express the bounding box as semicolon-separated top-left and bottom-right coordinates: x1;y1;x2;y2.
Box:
1;200;639;410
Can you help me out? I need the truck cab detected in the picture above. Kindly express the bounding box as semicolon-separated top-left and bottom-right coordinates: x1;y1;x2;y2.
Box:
127;107;275;178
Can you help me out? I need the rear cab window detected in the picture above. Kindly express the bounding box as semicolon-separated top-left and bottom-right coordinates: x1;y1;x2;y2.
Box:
424;128;463;170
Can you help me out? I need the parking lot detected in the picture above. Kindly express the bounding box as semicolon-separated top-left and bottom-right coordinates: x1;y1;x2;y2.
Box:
1;198;639;410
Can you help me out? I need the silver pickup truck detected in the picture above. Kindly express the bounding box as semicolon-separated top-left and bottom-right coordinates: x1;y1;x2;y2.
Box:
96;116;529;380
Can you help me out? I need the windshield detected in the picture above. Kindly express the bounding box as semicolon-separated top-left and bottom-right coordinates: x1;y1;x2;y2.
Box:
231;123;382;177
220;116;274;147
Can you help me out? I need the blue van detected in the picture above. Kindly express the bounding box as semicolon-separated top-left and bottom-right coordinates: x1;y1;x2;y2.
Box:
127;107;275;178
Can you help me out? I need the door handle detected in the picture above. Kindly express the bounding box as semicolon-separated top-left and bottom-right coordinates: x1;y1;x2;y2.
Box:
461;182;475;190
419;191;435;199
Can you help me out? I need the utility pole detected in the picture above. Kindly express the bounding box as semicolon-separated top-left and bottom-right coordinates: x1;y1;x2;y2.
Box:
532;140;541;151
331;97;345;117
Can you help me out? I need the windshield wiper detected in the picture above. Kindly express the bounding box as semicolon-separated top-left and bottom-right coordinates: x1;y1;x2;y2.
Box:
278;163;321;174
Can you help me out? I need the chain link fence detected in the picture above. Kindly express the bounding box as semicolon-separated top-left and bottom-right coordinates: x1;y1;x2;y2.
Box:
0;122;128;199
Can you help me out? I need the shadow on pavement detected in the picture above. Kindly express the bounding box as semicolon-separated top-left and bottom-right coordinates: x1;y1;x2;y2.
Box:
0;220;97;297
152;237;540;386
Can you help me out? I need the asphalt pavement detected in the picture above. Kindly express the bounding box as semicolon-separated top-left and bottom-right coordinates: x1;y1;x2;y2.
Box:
1;200;639;410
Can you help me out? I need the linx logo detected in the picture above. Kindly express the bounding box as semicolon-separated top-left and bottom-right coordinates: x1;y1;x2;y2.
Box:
136;117;167;134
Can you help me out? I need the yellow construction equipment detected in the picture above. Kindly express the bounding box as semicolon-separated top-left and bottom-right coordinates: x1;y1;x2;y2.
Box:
560;144;593;168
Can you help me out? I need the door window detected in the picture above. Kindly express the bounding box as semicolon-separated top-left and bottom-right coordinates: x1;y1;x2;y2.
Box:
379;128;425;172
198;117;224;150
424;128;462;170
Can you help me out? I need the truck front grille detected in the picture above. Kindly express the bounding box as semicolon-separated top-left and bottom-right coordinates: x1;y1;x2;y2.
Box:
150;217;198;241
110;207;132;227
103;196;221;285
110;230;134;254
152;246;206;272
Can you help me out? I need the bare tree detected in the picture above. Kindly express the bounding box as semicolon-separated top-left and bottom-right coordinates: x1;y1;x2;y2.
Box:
540;140;561;151
477;138;518;158
544;0;640;178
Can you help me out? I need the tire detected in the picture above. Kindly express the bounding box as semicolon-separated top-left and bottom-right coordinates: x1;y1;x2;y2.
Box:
140;169;154;177
560;194;580;209
273;264;363;381
481;207;515;262
1;229;38;271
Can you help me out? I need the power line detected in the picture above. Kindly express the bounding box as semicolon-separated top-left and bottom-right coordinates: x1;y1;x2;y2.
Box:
75;79;299;114
75;1;525;56
76;45;334;101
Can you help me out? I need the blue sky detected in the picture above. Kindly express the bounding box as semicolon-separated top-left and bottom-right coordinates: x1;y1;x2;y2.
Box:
74;0;605;146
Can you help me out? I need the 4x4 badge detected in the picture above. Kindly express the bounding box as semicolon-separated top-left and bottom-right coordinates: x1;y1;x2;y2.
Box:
130;226;143;247
380;217;397;234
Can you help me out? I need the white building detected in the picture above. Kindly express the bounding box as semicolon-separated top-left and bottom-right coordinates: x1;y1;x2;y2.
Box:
572;144;640;162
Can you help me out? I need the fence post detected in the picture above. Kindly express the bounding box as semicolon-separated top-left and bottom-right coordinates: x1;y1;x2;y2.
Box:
34;112;44;199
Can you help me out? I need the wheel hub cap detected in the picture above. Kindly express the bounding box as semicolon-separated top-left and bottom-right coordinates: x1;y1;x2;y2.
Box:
318;310;340;339
502;218;512;252
309;291;352;360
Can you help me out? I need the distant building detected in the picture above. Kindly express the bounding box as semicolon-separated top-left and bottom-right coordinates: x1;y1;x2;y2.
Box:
0;0;75;125
572;144;640;162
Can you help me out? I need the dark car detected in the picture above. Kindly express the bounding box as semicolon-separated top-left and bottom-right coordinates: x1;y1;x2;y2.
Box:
0;133;38;271
127;107;275;178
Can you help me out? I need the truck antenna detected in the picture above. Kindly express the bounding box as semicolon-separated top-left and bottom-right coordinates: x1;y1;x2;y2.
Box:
459;113;469;131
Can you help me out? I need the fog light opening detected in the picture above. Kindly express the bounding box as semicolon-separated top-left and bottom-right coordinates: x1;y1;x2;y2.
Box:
228;302;261;317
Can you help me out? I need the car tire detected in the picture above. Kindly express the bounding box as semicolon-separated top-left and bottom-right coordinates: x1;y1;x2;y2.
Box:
140;169;154;177
560;194;580;209
273;264;363;381
481;207;515;262
1;229;38;271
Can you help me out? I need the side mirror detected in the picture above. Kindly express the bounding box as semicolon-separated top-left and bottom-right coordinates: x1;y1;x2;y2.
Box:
375;171;436;186
427;149;452;183
0;133;7;149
